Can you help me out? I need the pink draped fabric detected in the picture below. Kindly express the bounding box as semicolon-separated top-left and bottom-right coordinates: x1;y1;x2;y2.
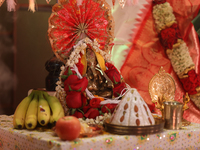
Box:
121;0;200;123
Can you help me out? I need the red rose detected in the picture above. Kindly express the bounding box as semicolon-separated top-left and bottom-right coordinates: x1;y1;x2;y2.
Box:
72;111;84;118
105;63;121;84
82;105;91;113
63;66;75;76
171;24;182;38
160;24;181;50
84;108;99;119
66;91;87;108
61;67;75;82
180;77;197;95
188;70;198;84
89;98;101;108
64;75;88;92
160;29;176;49
101;104;117;113
113;82;127;97
166;38;177;50
63;58;84;76
153;0;166;6
105;62;116;70
188;88;197;95
76;58;84;75
81;93;87;107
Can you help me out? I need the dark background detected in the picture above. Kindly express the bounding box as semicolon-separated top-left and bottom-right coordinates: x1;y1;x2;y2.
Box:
0;0;56;115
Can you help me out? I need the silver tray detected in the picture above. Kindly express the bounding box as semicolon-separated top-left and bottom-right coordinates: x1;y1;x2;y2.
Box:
104;118;165;135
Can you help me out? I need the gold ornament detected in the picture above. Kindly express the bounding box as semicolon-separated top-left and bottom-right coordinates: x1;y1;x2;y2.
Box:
182;93;191;126
149;66;176;119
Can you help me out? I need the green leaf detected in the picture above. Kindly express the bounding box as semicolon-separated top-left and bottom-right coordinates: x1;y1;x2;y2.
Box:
68;84;72;91
116;92;120;96
99;110;103;115
61;67;73;80
61;75;68;80
68;67;73;76
77;109;84;115
77;87;82;92
106;106;111;113
71;108;77;115
113;77;118;85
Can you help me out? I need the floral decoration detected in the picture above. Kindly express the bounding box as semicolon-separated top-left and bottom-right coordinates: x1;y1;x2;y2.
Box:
159;23;182;50
101;104;117;114
61;65;125;119
180;70;200;95
66;38;111;67
56;38;126;120
113;82;127;97
152;0;200;108
152;1;176;31
105;62;122;84
152;0;166;6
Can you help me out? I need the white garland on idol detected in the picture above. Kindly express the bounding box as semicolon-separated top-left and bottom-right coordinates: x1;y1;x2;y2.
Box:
152;2;195;77
66;37;111;67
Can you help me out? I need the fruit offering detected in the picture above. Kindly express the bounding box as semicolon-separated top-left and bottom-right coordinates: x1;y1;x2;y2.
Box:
13;90;65;130
55;116;81;141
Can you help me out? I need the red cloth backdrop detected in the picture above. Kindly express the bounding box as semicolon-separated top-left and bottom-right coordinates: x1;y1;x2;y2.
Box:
121;0;200;123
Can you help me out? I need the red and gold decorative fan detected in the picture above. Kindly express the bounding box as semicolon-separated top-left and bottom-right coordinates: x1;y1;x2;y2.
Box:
48;0;114;63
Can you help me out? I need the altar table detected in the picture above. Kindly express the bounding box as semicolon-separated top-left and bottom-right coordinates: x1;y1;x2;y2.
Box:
0;115;200;150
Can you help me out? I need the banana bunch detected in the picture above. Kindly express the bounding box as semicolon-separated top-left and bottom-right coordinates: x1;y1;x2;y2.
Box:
13;90;65;130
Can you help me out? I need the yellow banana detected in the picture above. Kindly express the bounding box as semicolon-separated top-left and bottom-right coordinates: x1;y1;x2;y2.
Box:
13;90;35;129
25;91;39;129
37;91;50;126
43;92;64;125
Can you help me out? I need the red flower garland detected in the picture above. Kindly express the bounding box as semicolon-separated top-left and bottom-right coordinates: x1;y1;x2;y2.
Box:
160;23;182;50
153;0;200;99
180;70;200;95
152;0;166;6
62;60;127;119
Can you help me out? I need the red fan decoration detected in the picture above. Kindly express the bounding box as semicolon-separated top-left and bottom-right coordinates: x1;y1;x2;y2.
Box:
48;0;114;62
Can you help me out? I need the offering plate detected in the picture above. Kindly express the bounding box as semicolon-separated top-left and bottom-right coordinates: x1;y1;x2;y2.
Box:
103;118;164;135
79;124;103;138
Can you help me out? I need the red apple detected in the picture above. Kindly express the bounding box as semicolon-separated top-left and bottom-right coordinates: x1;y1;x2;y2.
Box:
55;116;81;141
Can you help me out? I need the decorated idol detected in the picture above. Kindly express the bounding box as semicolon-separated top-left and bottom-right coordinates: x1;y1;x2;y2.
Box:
48;0;127;119
47;0;154;123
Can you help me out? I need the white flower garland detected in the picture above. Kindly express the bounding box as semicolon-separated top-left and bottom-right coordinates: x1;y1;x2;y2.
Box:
152;2;194;78
152;2;176;31
167;42;195;77
152;1;200;109
66;37;111;67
